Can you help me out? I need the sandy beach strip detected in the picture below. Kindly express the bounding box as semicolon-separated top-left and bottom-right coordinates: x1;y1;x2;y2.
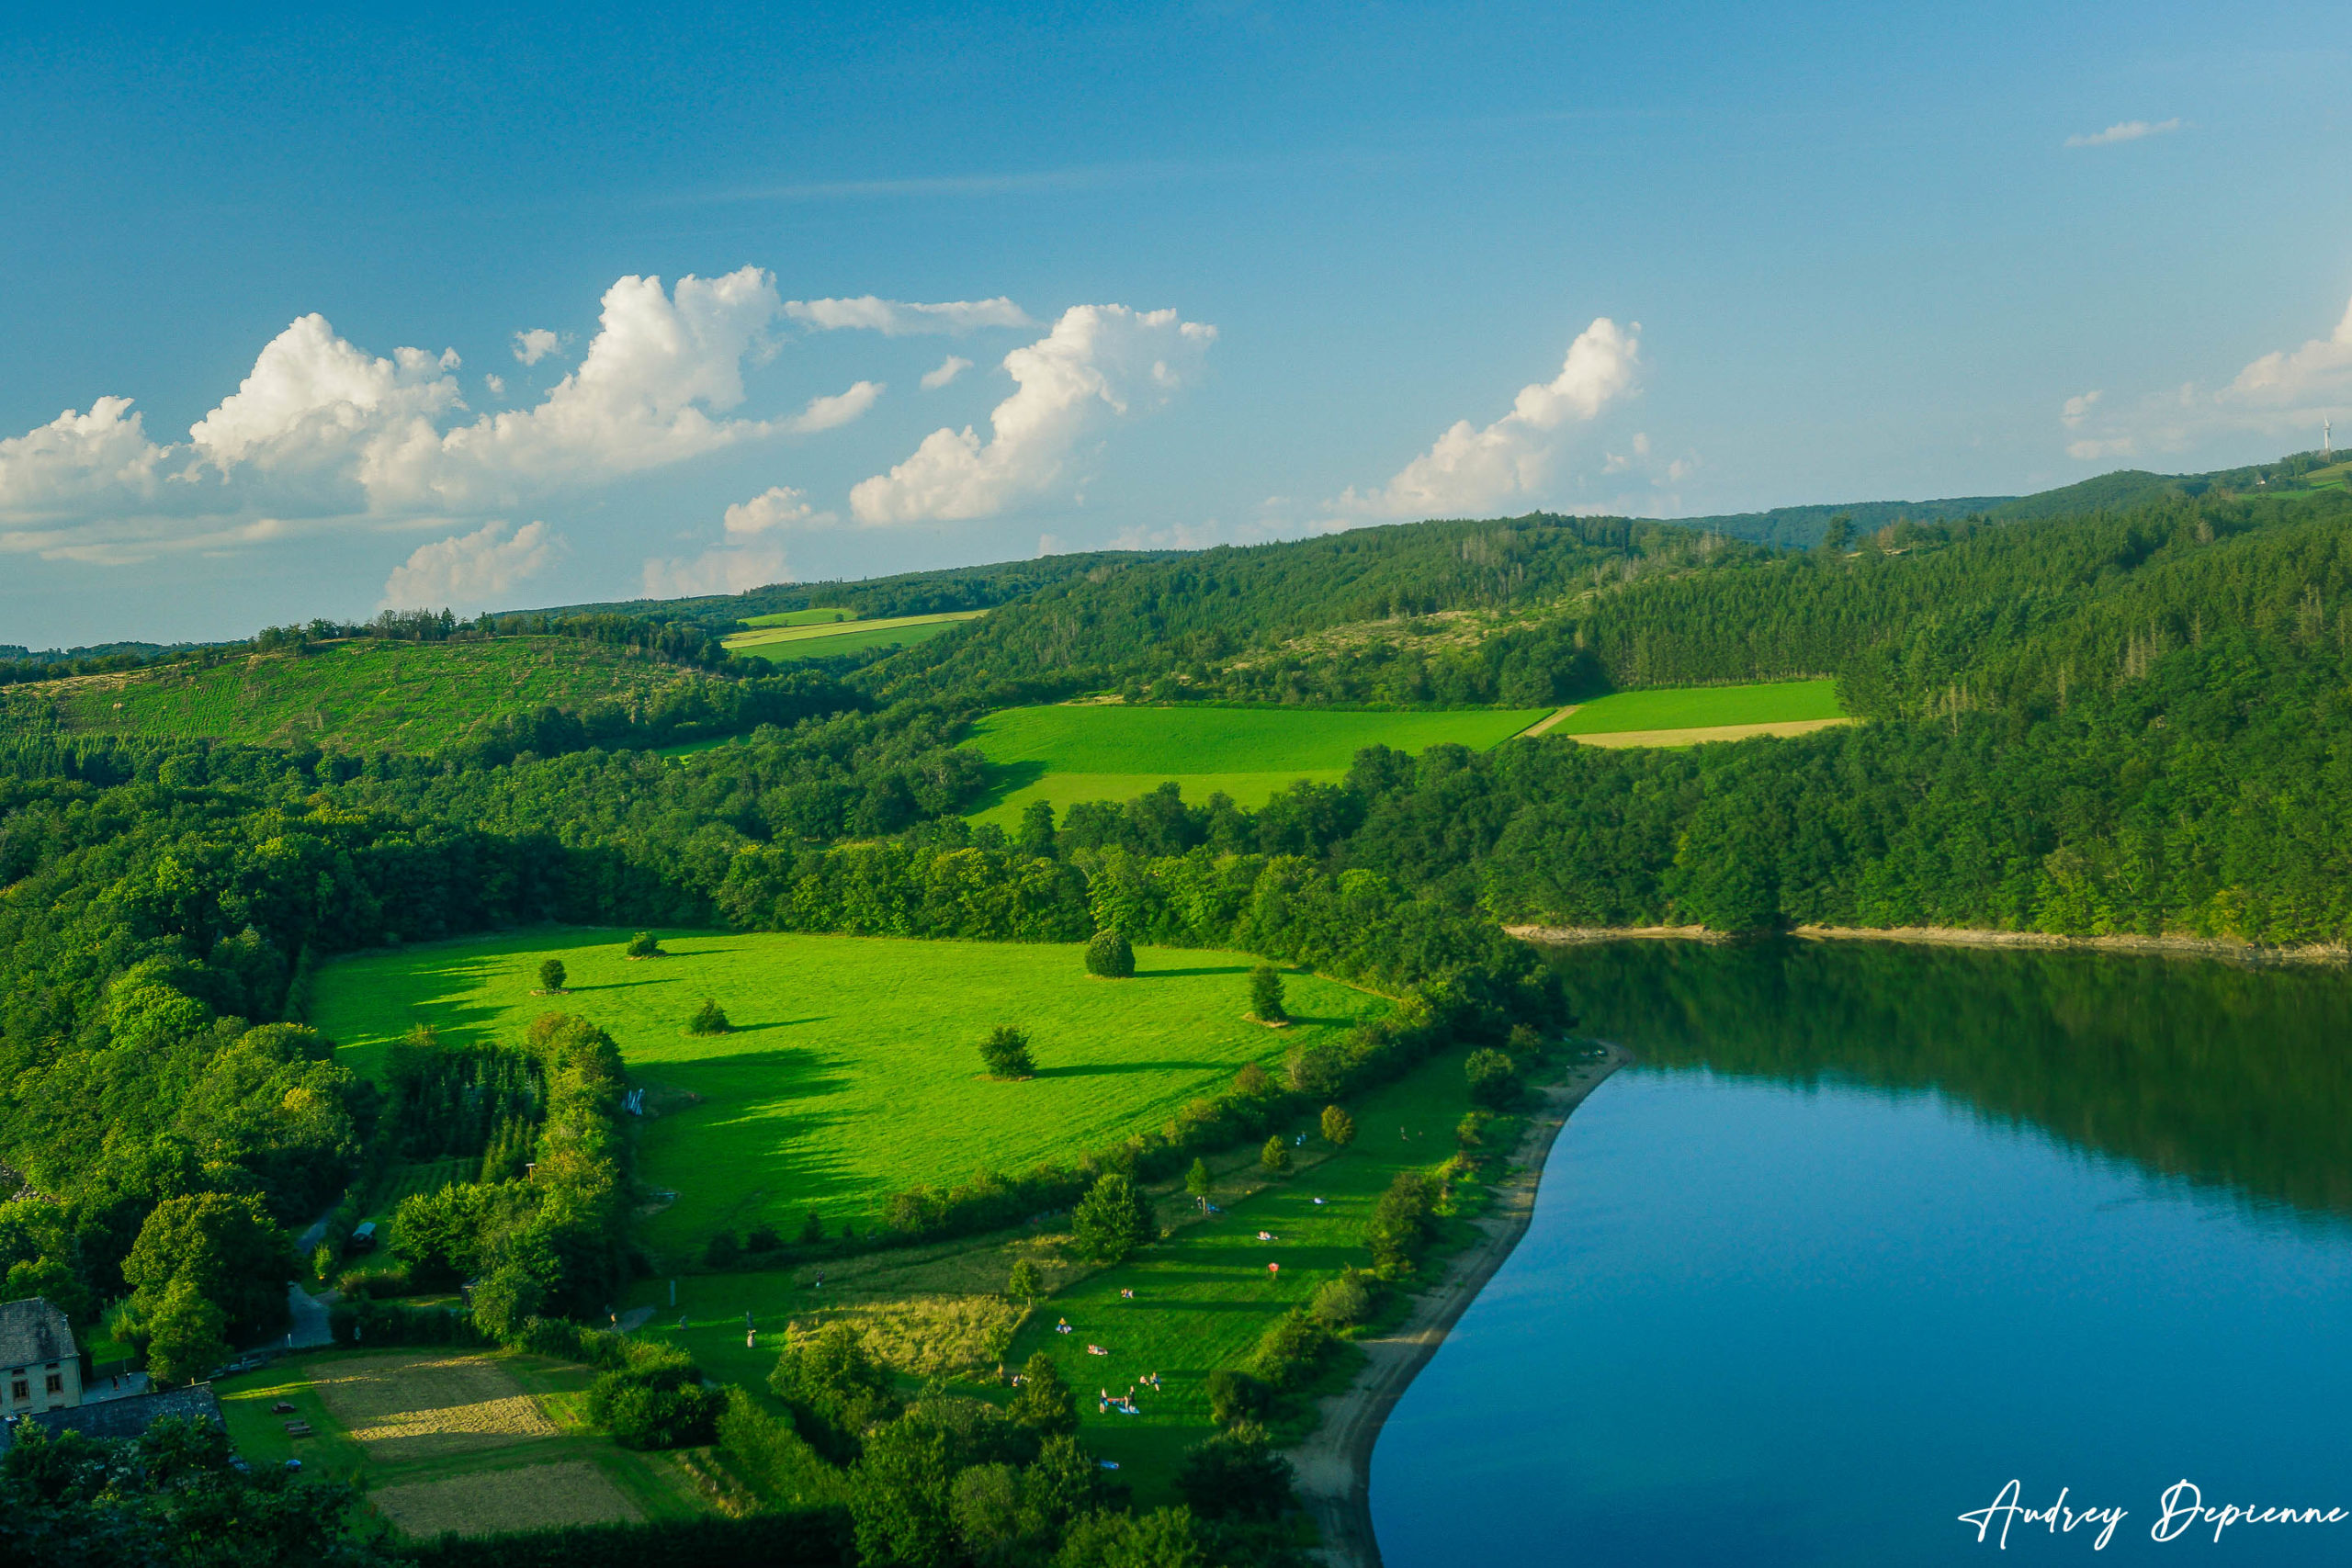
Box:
1283;1044;1626;1568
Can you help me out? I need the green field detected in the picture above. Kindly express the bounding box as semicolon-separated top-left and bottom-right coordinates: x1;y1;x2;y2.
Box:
0;637;702;753
309;929;1387;1250
965;703;1553;825
1553;678;1845;734
741;608;855;627
722;611;984;662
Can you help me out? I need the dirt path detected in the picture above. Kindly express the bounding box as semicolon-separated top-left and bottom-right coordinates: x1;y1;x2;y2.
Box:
1283;1044;1625;1568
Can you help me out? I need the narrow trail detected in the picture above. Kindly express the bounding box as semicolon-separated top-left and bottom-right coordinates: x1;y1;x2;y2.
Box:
1283;1044;1626;1568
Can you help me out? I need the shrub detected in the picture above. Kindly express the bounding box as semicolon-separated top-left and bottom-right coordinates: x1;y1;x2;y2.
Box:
626;931;663;958
1174;1423;1295;1522
1083;930;1135;978
798;1209;826;1246
744;1223;782;1256
769;1324;899;1463
537;958;567;993
1456;1109;1493;1148
1007;1258;1043;1300
1071;1173;1154;1263
1259;1135;1291;1177
1204;1368;1270;1428
1183;1157;1213;1202
589;1357;725;1450
1319;1104;1355;1148
1464;1047;1521;1108
1248;964;1287;1022
1233;1061;1272;1097
704;1229;741;1269
1366;1170;1438;1276
1008;1350;1077;1435
689;998;732;1035
467;1264;544;1340
1309;1269;1374;1327
979;1024;1036;1079
1246;1308;1333;1391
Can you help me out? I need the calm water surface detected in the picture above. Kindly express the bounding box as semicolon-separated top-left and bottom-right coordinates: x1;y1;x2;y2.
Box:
1370;942;2352;1564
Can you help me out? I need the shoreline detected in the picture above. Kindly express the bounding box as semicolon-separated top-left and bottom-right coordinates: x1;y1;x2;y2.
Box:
1505;922;2352;966
1283;1044;1626;1568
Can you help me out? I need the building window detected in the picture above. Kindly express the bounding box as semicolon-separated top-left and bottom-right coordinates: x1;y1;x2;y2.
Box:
9;1381;26;1402
44;1373;63;1395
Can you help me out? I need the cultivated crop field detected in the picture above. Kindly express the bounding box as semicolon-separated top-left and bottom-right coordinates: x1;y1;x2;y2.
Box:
310;929;1388;1247
965;702;1553;825
722;610;983;662
5;637;702;754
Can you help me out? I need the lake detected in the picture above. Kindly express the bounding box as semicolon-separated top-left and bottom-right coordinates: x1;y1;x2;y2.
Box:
1369;940;2352;1564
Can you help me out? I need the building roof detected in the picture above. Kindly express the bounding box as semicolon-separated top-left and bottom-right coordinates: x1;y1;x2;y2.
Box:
0;1386;226;1452
0;1297;75;1369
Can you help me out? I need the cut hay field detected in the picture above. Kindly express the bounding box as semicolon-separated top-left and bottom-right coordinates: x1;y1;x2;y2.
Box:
0;637;703;754
964;703;1552;826
1548;678;1845;736
722;610;983;662
741;608;855;627
309;929;1388;1250
212;1348;705;1537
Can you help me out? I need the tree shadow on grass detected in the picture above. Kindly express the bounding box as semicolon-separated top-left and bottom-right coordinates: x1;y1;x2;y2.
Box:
719;1017;829;1035
964;759;1051;816
1132;964;1252;979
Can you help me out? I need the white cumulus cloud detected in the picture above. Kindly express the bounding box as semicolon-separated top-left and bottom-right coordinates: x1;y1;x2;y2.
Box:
380;519;561;610
850;304;1216;524
783;380;884;434
644;484;831;600
2066;118;2181;148
0;398;170;521
187;313;463;479
513;329;561;365
784;296;1035;335
1331;317;1641;518
922;355;972;390
2060;297;2352;460
2061;390;2104;428
724;484;825;536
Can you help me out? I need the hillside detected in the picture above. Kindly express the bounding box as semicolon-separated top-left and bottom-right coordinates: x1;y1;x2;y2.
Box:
0;636;715;755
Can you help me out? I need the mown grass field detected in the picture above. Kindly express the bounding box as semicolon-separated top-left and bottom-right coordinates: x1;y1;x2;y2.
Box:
619;1040;1508;1504
0;637;702;753
309;929;1387;1249
741;608;855;627
1551;678;1846;734
722;611;984;662
965;703;1552;826
212;1348;707;1536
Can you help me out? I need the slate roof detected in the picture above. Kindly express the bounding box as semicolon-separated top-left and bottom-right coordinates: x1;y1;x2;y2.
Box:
0;1386;226;1451
0;1297;75;1370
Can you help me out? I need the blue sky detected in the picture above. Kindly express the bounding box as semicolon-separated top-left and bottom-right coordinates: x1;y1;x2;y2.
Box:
4;2;2347;646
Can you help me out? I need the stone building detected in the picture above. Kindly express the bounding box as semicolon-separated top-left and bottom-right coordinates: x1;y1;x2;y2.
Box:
0;1297;81;1416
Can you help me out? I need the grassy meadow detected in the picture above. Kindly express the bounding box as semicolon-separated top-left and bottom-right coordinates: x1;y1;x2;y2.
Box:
212;1348;711;1536
964;702;1552;825
309;929;1387;1249
1552;677;1846;735
0;637;701;753
722;611;984;662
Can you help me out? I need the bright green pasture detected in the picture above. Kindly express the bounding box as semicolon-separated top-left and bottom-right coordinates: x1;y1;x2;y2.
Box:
741;608;855;627
1554;678;1845;734
965;703;1551;826
723;612;983;662
4;638;700;755
309;930;1385;1250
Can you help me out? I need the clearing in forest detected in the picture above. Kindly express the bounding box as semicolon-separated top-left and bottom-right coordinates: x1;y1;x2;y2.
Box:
309;929;1388;1248
0;637;702;755
964;702;1552;826
1540;678;1849;746
721;610;983;662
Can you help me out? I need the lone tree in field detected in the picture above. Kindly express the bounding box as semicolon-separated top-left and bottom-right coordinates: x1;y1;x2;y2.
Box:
1249;964;1287;1023
626;931;663;958
799;1208;825;1246
1007;1258;1043;1301
1320;1104;1356;1149
979;1025;1036;1079
1464;1047;1521;1108
1185;1156;1214;1203
1084;930;1136;978
689;998;732;1035
1072;1172;1155;1262
537;958;567;994
1261;1134;1292;1176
